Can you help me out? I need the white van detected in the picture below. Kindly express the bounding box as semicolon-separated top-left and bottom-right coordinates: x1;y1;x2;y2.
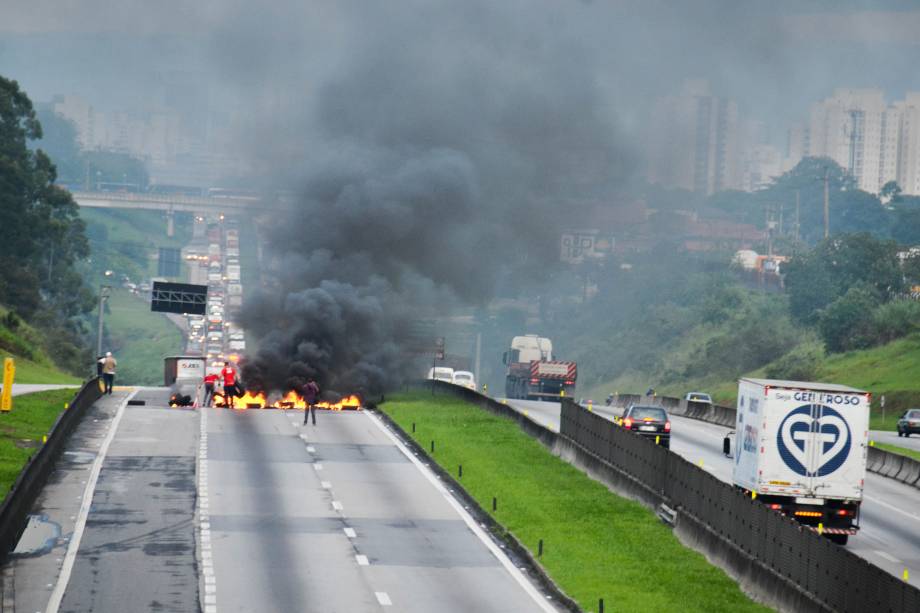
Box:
427;367;454;383
452;371;477;390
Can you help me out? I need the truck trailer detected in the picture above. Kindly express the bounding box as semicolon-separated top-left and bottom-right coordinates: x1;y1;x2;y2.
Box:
503;335;576;400
730;378;870;545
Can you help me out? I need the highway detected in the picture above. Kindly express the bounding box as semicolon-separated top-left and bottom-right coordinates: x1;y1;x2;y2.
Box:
503;397;920;589
871;428;920;453
4;388;559;612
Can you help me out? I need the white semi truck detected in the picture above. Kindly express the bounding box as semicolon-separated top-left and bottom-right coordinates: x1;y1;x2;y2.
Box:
730;378;870;545
502;335;577;400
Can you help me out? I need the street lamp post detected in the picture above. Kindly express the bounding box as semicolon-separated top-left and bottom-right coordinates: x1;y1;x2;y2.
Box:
95;271;115;366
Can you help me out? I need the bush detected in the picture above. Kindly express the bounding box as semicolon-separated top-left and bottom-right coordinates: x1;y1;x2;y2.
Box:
819;286;880;353
871;300;920;344
765;343;825;381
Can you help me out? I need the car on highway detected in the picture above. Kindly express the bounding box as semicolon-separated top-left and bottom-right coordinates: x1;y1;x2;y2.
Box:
897;409;920;437
685;392;712;405
452;370;477;390
427;367;455;383
618;405;671;448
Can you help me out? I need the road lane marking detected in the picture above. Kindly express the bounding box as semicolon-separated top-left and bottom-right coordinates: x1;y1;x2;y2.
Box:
321;481;332;489
307;446;316;453
871;497;920;523
364;410;557;613
332;501;343;511
875;550;901;563
375;592;392;606
314;463;323;471
344;528;356;538
356;554;369;565
46;389;138;613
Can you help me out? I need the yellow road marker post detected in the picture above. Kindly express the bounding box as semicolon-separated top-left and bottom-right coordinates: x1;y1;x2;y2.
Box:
1;357;15;412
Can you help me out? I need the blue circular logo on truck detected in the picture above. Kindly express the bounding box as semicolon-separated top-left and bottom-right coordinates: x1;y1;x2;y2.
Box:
777;405;851;477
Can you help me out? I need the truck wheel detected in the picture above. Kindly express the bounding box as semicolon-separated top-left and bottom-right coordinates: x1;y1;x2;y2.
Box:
826;533;848;546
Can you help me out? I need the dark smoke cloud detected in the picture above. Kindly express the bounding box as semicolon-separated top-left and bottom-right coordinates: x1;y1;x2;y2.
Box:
238;1;634;394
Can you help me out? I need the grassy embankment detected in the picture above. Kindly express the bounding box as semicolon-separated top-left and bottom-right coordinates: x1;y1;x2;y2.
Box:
105;288;183;385
0;306;82;384
383;392;768;613
0;388;77;498
590;332;920;432
875;442;920;462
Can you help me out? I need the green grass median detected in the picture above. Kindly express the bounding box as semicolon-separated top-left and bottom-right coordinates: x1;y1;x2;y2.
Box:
383;391;768;613
0;388;76;499
874;441;920;463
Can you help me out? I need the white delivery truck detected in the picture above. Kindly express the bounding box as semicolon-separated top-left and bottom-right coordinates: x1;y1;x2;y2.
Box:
730;378;870;545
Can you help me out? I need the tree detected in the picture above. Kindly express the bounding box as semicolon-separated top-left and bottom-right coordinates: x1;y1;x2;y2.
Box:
784;233;903;324
881;180;902;203
819;286;879;353
34;107;83;185
0;76;91;321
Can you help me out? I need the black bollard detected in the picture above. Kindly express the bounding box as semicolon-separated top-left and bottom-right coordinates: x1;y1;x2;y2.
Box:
599;598;604;613
431;440;435;453
492;497;497;512
538;539;543;557
459;464;463;478
412;422;416;433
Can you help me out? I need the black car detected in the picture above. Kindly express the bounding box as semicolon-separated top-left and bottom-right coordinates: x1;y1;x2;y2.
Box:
619;405;671;448
897;409;920;437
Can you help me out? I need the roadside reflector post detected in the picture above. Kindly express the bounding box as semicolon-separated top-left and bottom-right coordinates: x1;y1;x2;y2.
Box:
64;402;69;410
560;389;565;398
904;568;910;582
1;357;15;412
538;539;543;558
42;435;47;443
869;440;875;447
492;497;497;512
818;523;824;535
656;435;660;445
751;491;757;500
698;459;704;468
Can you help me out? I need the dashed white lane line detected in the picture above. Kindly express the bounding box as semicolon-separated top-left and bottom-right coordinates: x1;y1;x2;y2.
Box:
46;389;138;613
332;501;343;511
344;528;356;538
375;592;392;606
356;555;369;566
307;445;316;453
321;481;332;489
364;410;557;613
314;463;323;471
875;550;902;563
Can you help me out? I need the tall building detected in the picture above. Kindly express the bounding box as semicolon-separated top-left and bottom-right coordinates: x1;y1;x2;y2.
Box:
806;89;898;193
893;94;920;195
647;80;740;195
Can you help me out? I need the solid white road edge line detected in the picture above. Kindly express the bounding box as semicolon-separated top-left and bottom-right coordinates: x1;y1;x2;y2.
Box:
363;410;557;613
45;389;138;613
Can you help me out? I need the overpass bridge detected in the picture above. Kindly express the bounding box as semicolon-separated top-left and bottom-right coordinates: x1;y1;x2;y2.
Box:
72;190;282;215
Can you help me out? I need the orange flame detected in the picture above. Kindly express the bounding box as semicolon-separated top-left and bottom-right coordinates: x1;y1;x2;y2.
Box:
317;394;362;411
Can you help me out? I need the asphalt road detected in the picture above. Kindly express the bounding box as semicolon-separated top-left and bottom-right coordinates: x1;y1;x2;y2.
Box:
503;397;920;589
1;383;80;396
870;428;920;453
202;406;559;612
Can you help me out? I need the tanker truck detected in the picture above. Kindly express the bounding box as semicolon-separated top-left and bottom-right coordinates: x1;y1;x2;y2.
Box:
502;335;576;401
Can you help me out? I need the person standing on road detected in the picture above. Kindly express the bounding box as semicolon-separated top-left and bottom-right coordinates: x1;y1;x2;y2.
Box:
101;352;117;395
221;362;239;407
203;371;219;407
302;377;320;426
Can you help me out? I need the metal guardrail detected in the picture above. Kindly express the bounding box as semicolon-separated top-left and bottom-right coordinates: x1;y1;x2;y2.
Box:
559;398;920;613
0;378;103;562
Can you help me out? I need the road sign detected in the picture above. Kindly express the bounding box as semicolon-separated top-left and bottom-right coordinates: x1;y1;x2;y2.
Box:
151;281;208;315
1;357;15;412
435;337;445;360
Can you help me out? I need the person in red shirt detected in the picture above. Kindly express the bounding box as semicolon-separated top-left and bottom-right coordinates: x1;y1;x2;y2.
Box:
221;362;239;405
203;372;219;406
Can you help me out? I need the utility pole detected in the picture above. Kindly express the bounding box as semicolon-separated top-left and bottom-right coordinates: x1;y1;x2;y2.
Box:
96;285;111;358
823;167;830;239
795;190;800;243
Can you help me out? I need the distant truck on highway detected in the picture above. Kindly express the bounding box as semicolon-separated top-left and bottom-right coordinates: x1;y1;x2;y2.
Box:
729;378;870;545
502;335;576;401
